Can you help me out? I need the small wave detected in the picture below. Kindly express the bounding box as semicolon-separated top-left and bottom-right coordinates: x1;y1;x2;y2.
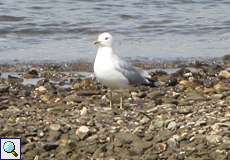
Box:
119;14;139;20
0;15;25;22
29;6;52;10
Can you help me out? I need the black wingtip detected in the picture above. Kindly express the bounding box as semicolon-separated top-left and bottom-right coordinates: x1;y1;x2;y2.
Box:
143;78;158;87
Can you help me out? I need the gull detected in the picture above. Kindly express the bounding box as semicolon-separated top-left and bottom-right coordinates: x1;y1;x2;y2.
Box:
94;32;154;109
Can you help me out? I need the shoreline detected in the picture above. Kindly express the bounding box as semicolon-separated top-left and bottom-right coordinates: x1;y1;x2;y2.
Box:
0;55;228;72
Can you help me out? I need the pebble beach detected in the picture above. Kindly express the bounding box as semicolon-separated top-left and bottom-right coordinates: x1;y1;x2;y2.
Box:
0;56;229;160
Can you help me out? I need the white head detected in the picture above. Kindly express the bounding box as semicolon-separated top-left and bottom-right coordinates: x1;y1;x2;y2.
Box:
94;32;113;47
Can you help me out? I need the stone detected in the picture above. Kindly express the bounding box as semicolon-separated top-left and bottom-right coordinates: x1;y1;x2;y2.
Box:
24;67;39;78
206;135;222;144
49;124;61;131
177;106;192;114
211;94;224;100
64;94;83;103
157;104;176;109
80;107;88;116
138;92;147;98
0;85;9;93
179;80;192;88
130;141;152;156
76;126;90;140
76;90;100;96
223;54;230;63
148;91;164;98
167;135;180;150
35;86;47;93
115;132;135;145
43;142;59;151
167;121;177;131
214;82;228;92
155;143;167;153
154;130;173;142
149;120;165;130
140;117;150;124
195;120;207;126
8;75;23;84
219;70;230;79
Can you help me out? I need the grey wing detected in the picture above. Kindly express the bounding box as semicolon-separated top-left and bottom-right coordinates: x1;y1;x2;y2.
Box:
113;56;148;85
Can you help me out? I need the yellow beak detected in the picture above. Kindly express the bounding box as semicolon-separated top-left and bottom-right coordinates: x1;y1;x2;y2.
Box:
94;40;100;45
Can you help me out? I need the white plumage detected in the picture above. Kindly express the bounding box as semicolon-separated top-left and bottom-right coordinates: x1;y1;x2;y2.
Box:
93;32;151;108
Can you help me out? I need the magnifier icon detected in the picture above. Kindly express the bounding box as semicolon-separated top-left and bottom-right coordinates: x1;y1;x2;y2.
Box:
3;141;18;157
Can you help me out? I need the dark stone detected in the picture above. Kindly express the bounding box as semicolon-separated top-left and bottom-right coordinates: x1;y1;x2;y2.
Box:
8;75;23;84
0;85;9;93
43;142;59;151
76;90;100;96
24;68;39;78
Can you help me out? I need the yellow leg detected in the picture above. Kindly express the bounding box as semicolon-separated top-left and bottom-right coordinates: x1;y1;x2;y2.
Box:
109;90;113;108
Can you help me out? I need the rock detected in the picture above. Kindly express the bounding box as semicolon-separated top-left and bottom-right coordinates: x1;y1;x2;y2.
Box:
115;132;152;156
166;77;178;86
137;92;147;98
115;132;134;145
223;54;230;63
177;106;192;114
86;135;98;142
209;150;228;160
43;142;59;151
76;90;100;96
24;67;39;78
185;91;205;101
49;124;61;131
155;143;167;153
35;86;47;93
195;120;207;126
80;107;88;116
206;135;222;144
178;79;191;87
149;120;165;130
219;70;230;79
157;104;176;109
211;94;224;100
167;135;180;150
140;116;150;124
167;121;177;131
130;141;152;156
148;91;164;98
154;130;173;142
64;94;83;103
0;85;9;93
76;126;90;140
183;72;193;77
141;153;158;160
214;82;228;92
21;143;35;153
8;75;23;84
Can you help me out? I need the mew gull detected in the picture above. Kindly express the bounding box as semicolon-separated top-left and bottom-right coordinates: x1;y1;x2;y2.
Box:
94;32;154;109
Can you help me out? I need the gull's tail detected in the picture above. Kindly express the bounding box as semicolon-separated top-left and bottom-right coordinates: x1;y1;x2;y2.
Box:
140;70;157;87
145;77;157;87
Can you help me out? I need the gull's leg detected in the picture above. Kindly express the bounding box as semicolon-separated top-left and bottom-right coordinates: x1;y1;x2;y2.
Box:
109;90;113;108
129;90;134;103
120;94;123;110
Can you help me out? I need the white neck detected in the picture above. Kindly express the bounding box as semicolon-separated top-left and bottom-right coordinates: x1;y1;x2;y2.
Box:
96;46;114;58
94;46;115;69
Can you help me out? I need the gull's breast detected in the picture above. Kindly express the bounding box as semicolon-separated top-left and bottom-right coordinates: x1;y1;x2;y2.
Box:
94;52;129;89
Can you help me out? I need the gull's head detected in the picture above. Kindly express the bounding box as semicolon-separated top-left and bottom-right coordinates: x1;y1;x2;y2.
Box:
94;32;113;47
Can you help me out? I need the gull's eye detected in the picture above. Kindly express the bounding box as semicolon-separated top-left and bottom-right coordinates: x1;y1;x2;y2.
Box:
105;37;109;40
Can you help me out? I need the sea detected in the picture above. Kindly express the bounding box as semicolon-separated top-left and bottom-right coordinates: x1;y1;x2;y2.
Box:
0;0;230;63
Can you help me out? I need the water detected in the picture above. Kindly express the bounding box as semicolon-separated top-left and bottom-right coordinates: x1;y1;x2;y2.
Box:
1;0;230;63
